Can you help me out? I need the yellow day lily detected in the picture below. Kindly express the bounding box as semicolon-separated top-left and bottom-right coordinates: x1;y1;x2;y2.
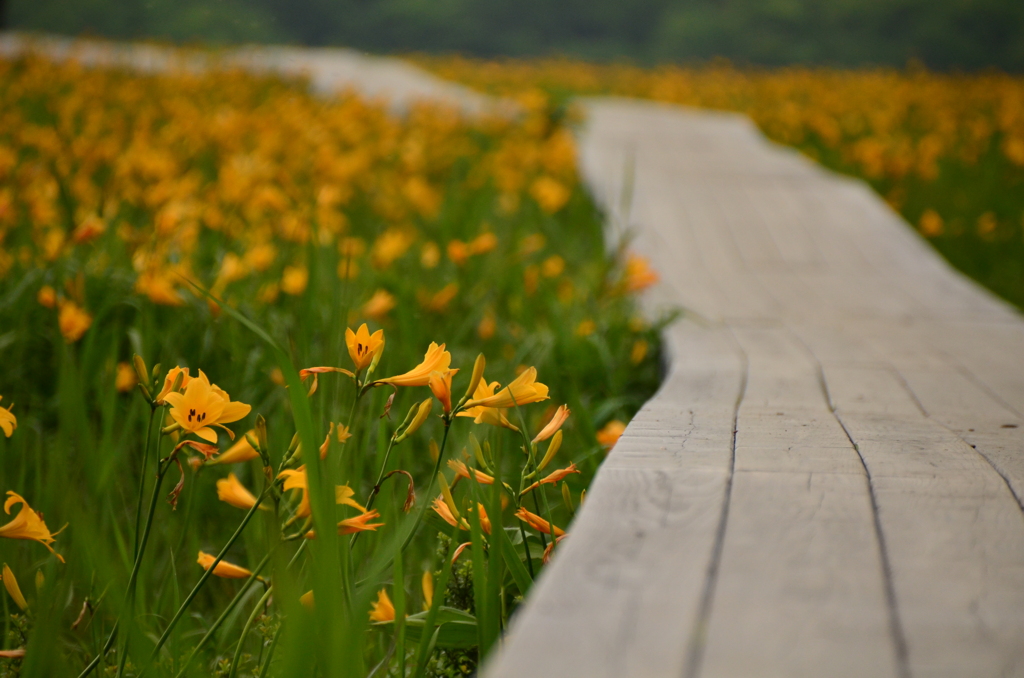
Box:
375;342;452;387
197;551;254;579
596;420;627;449
345;324;385;372
338;509;384;535
369;589;395;622
278;466;366;519
533;404;570;443
212;431;259;465
163;370;251;443
431;496;491;534
428;369;458;413
216;473;268;511
0;397;15;438
0;492;64;562
515;507;565;537
57;300;92;344
447;459;494;485
456;376;518;431
465;367;548;410
155;367;191;404
521;463;581;495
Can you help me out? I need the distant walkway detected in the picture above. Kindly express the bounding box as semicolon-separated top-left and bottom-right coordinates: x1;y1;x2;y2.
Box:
7;34;1024;678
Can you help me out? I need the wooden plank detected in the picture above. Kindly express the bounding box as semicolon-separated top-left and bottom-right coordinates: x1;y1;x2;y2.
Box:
486;320;743;678
699;326;898;678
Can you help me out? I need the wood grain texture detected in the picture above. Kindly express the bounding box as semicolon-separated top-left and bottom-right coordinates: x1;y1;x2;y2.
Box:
488;97;1024;677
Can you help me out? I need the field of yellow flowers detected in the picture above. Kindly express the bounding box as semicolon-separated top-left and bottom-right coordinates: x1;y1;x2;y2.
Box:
0;52;667;677
422;56;1024;308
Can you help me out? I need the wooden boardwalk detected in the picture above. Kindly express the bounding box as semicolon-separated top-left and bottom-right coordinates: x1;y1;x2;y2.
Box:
7;35;1024;676
486;98;1024;678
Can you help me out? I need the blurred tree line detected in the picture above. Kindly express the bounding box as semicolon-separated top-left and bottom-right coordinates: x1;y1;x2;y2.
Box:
6;0;1024;71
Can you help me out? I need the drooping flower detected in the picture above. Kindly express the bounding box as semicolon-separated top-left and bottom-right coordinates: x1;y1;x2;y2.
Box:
543;534;567;564
532;405;570;443
0;397;15;438
521;463;581;495
464;367;548;410
369;589;395;622
345;324;385;372
155;367;191;405
197;551;253;579
0;492;64;562
515;507;565;537
376;342;452;388
428;369;458;413
596;420;627;449
163;370;251;443
216;473;267;511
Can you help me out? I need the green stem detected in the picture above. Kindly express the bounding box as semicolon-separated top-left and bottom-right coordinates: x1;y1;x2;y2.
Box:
256;624;283;678
400;420;452;554
76;622;117;678
116;448;175;678
363;435;398;514
168;552;271;678
227;586;274;678
144;489;269;668
134;407;157;559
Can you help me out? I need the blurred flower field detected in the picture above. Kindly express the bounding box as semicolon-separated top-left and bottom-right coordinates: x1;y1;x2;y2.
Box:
0;51;668;676
422;57;1024;308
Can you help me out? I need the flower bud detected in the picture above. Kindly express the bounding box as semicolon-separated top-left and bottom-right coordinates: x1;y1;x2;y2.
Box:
2;564;27;611
397;399;432;442
537;430;562;471
464;353;486;398
132;354;151;389
428;438;439;462
469;432;492;473
561;481;575;515
438;472;460;521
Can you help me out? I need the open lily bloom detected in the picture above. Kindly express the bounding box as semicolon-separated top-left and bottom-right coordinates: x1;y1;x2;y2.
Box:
216;473;266;511
279;466;366;519
465;366;548;410
456;376;518;431
163;370;251;443
345;323;385;372
0;492;64;562
369;588;395;622
376;342;452;387
154;366;192;404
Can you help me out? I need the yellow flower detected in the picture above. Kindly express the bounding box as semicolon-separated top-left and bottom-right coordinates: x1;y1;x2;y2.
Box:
336;423;352;444
420;241;441;268
0;492;64;562
515;507;565;536
2;564;27;610
919;209;944;237
532;404;570;443
163;370;252;443
447;459;494;485
135;271;184;306
115;362;137;393
0;397;15;438
155;367;191;405
212;431;260;465
369;589;395;622
58;301;92;343
361;289;396;320
338;509;384;534
36;285;56;308
197;551;253;579
521;462;581;495
477;311;496;340
281;265;309;296
621;254;659;293
428;369;458;413
576;319;596;337
630;340;649;365
456;377;518;431
278;466;366;519
431;496;491;534
529;176;571;213
597;420;626;449
464;366;548;410
376;342;452;387
345;324;385;372
216;473;266;510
